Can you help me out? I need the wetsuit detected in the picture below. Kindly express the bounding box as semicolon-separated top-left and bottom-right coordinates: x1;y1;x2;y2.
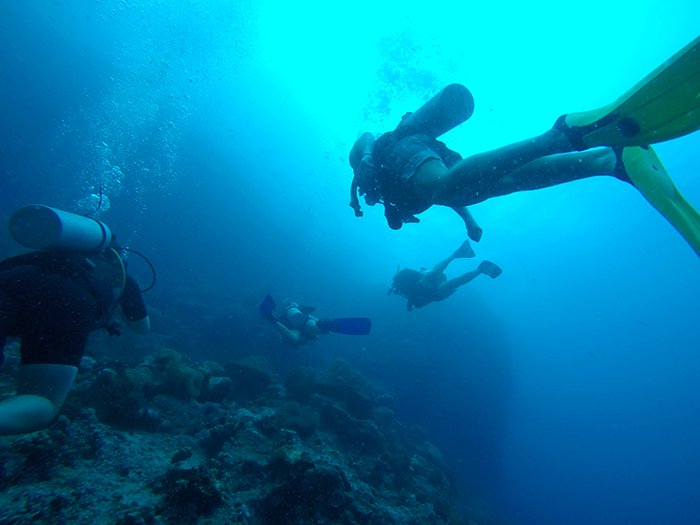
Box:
0;249;147;366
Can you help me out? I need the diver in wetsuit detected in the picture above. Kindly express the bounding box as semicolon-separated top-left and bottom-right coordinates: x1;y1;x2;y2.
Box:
259;294;371;347
0;245;150;435
266;303;326;347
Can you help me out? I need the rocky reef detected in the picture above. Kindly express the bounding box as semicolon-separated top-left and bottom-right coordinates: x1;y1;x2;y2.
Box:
0;344;479;525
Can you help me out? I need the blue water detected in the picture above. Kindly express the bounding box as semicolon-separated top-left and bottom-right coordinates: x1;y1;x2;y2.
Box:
2;2;700;524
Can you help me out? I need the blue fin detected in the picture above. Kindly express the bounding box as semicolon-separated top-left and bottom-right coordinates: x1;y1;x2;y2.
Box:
259;294;276;318
318;318;372;335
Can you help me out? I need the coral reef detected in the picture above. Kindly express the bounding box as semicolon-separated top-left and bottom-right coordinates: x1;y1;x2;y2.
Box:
0;348;478;524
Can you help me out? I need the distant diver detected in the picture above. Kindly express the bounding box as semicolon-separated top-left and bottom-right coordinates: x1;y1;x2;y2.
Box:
0;205;151;435
349;35;700;258
388;241;502;311
259;294;371;347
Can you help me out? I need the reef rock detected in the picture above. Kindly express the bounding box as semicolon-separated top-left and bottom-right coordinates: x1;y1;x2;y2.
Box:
1;352;474;524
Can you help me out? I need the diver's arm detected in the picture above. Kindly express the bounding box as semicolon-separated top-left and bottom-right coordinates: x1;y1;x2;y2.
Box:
349;132;376;170
124;315;150;335
451;206;482;242
117;306;151;334
271;321;302;346
118;275;150;334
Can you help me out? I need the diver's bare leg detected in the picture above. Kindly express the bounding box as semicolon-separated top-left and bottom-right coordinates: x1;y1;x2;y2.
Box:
417;147;617;207
482;148;620;197
441;270;483;294
429;255;456;276
413;129;574;203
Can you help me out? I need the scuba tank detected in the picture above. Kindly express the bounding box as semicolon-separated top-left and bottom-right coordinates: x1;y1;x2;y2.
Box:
4;205;125;332
9;204;112;252
5;205;155;330
283;304;308;328
395;83;475;138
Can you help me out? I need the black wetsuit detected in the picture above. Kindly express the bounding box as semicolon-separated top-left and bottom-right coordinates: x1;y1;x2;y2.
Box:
0;249;147;366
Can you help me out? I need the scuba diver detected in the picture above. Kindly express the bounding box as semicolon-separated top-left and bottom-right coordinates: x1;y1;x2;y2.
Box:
258;294;371;347
349;35;700;258
388;241;502;311
0;205;151;435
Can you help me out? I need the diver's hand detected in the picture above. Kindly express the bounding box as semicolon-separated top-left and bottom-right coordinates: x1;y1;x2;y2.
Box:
451;205;482;242
468;223;483;242
354;154;375;182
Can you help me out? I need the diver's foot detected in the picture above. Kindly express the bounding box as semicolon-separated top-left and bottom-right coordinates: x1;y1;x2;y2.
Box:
612;146;633;183
553;113;624;152
552;115;588;151
552;113;618;152
453;240;476;259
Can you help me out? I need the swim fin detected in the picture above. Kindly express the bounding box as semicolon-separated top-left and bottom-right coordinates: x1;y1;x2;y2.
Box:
259;294;276;319
618;145;700;257
478;261;503;279
453;239;476;258
317;318;372;335
558;35;700;149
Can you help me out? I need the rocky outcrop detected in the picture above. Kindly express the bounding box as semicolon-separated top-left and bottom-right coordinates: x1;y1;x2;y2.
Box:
0;349;472;524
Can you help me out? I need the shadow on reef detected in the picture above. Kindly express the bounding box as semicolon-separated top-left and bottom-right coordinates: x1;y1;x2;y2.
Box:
0;346;503;525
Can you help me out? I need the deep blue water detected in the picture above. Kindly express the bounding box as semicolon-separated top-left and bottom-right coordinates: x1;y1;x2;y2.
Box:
2;2;700;524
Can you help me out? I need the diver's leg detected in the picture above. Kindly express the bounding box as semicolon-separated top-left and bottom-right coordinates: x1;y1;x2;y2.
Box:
481;147;621;197
427;256;456;277
434;270;484;300
421;147;618;206
0;363;78;435
424;239;477;282
413;128;576;204
449;128;574;178
445;270;483;292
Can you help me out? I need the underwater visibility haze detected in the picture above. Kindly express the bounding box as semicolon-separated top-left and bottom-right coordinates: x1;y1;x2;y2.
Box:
1;1;700;524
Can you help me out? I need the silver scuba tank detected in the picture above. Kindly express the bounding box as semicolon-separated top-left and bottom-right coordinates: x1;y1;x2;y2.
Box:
8;204;112;252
